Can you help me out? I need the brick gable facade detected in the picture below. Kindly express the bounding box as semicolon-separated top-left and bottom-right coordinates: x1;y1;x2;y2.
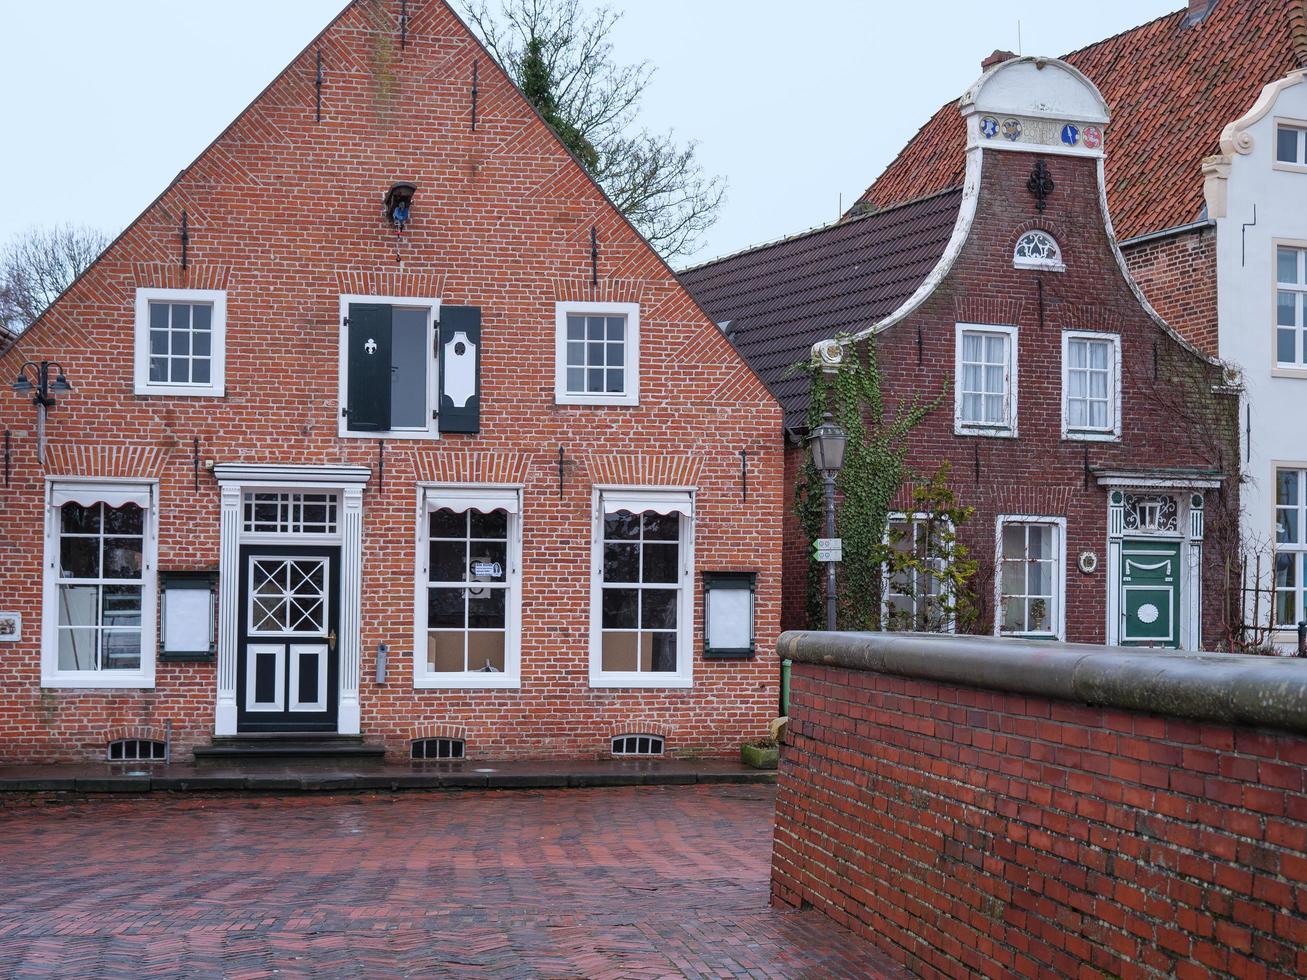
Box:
0;0;783;762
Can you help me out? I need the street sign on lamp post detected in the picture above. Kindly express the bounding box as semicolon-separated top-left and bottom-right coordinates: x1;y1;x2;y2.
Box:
807;412;847;631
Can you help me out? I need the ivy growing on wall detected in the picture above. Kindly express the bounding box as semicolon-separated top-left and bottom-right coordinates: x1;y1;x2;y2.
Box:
794;340;941;630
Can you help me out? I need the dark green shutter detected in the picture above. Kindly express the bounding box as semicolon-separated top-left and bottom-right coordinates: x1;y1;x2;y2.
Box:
346;303;393;432
439;306;481;433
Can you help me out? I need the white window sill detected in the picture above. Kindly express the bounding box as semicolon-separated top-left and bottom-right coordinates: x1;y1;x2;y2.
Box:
998;632;1060;642
1273;162;1307;175
1271;366;1307;379
338;428;439;440
1014;260;1065;273
955;425;1016;438
555;394;639;407
589;674;693;689
413;674;520;689
1064;429;1120;443
42;674;156;690
134;384;225;398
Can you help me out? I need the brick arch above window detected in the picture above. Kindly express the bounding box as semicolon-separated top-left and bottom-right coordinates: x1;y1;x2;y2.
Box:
1013;230;1065;272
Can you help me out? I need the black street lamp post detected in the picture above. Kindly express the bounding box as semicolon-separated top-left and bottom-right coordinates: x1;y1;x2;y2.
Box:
807;411;847;631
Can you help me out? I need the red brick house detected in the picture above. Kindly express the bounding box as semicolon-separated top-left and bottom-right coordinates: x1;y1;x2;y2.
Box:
683;56;1236;647
0;0;783;763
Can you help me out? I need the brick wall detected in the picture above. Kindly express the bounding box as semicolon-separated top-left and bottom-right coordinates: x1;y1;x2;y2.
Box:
773;655;1307;978
1123;227;1220;358
0;0;784;762
779;147;1237;642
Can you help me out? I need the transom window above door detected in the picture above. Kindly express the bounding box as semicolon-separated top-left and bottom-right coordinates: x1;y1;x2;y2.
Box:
133;288;226;397
555;301;640;406
1276;246;1307;368
242;491;339;536
955;323;1017;436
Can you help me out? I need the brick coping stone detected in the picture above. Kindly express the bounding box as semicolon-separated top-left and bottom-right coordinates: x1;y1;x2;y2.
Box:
780;630;1307;734
0;758;775;796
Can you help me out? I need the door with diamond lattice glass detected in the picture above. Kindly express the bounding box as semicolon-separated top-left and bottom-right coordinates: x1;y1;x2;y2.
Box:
237;546;339;731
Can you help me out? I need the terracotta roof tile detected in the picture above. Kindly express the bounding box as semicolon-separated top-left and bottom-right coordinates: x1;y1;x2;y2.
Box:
856;0;1301;241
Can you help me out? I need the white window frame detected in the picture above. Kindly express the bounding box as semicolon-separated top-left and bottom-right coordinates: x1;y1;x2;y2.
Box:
1273;243;1307;372
555;301;640;407
133;288;227;397
413;485;522;689
41;479;159;689
589;487;694;688
1273;117;1307;173
1012;231;1065;272
337;294;441;440
994;515;1066;641
881;512;955;632
1061;331;1122;442
1273;467;1307;630
954;323;1018;437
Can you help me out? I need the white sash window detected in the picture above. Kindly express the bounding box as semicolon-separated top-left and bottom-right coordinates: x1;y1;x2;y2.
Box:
414;486;522;688
590;489;694;688
42;481;158;688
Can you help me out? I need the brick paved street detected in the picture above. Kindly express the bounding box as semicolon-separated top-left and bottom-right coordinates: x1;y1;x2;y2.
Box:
0;785;905;978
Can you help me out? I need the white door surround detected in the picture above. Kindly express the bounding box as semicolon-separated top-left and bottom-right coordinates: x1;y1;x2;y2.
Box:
213;463;370;735
1099;473;1218;650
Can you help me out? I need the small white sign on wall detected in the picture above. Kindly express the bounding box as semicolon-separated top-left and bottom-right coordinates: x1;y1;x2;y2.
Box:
0;612;20;642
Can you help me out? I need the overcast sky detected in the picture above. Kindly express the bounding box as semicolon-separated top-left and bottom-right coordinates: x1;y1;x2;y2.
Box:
0;0;1180;268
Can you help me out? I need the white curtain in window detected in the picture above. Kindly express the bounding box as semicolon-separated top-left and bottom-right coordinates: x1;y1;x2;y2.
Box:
423;487;520;515
50;484;152;509
601;490;693;517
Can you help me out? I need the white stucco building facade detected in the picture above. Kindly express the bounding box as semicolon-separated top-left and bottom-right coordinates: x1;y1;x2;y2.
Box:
1205;69;1307;648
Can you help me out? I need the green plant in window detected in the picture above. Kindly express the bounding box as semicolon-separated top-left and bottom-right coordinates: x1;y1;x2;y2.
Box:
881;462;978;633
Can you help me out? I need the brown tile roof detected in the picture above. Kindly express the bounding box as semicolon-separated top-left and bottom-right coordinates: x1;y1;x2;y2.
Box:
856;0;1307;241
680;188;962;427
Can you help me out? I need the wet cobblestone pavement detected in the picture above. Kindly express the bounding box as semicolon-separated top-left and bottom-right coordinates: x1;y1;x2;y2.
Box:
0;784;907;978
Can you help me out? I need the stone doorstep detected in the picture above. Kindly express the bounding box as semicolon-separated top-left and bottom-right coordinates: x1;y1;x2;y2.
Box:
0;759;777;796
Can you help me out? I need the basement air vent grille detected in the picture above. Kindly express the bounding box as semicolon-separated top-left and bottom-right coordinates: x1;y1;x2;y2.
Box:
412;737;465;760
611;734;664;757
107;739;167;762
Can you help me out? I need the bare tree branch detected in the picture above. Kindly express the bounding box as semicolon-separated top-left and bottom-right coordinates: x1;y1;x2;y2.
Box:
460;0;724;260
0;224;111;336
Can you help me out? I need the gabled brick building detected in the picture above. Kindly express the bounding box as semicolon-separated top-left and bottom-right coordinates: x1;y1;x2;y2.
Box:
0;0;783;763
684;57;1236;647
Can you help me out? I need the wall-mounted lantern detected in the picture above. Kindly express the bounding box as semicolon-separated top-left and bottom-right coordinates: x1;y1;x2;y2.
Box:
384;182;417;230
12;360;72;464
703;571;757;659
159;571;217;661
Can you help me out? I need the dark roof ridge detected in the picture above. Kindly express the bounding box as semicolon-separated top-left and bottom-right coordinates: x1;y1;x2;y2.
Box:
681;184;964;276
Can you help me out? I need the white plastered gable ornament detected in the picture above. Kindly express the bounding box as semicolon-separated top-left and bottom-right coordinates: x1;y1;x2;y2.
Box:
812;338;844;374
961;56;1110;159
1203;69;1307;219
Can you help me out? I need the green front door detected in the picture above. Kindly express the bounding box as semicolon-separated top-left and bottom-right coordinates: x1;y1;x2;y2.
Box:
1120;540;1181;648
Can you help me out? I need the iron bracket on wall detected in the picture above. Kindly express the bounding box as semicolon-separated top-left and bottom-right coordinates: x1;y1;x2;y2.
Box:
1241;202;1257;267
590;226;599;286
916;324;923;366
1083;446;1090;489
558;446;565;498
973;442;980;483
315;49;323;122
193;436;200;491
471;60;479;131
378;440;385;490
400;0;408;49
180;210;189;270
739;448;748;501
3;429;9;487
1027;157;1054;213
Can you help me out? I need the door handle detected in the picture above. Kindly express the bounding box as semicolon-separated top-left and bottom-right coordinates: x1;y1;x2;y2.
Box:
327;630;337;652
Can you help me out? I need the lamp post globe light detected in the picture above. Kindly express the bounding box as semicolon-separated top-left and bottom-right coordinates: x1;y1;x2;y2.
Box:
807;411;847;631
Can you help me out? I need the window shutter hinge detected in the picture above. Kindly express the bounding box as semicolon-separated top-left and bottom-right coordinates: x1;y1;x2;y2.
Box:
342;316;350;327
341;407;348;418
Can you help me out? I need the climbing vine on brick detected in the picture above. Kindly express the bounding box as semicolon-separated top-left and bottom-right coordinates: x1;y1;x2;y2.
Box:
795;339;940;630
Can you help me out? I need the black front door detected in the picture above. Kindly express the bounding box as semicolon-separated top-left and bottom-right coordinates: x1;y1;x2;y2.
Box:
237;545;340;732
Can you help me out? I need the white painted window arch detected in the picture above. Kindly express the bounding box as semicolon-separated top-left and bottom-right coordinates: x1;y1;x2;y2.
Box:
1013;230;1065;272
